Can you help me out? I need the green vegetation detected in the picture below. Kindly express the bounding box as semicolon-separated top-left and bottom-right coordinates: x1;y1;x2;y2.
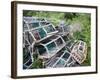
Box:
23;10;91;66
71;14;91;66
30;53;44;68
31;59;44;69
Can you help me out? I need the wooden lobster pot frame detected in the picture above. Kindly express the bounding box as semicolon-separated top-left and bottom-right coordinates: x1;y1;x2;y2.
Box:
71;40;87;64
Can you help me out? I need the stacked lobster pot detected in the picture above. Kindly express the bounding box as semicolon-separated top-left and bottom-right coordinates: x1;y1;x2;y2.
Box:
23;17;87;69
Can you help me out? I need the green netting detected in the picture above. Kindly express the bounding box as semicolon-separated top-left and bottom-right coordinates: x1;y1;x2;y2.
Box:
62;52;70;60
38;46;46;55
29;22;39;29
56;59;65;65
38;28;47;38
46;42;56;53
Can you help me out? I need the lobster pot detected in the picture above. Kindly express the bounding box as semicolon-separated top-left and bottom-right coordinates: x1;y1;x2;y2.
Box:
23;17;58;43
71;40;87;64
36;35;66;59
23;46;33;69
23;32;34;69
46;47;76;68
